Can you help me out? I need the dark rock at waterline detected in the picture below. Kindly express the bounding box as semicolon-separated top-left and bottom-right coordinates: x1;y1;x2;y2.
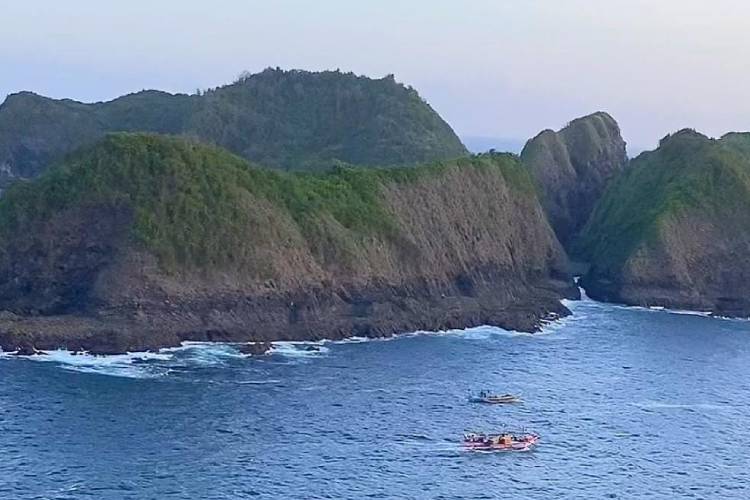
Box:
238;342;272;356
11;340;45;356
14;346;37;356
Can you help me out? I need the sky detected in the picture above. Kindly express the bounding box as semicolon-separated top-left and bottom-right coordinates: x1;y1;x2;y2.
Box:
2;0;750;153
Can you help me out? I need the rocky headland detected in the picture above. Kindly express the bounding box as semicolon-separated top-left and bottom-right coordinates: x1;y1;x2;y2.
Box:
520;112;627;251
0;134;576;354
578;129;750;317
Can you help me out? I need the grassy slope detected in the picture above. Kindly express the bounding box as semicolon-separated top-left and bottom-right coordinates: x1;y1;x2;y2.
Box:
0;133;529;273
577;130;750;274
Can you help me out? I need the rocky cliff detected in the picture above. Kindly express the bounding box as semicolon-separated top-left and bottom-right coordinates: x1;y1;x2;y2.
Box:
578;129;750;316
0;134;575;354
0;69;467;189
520;112;627;251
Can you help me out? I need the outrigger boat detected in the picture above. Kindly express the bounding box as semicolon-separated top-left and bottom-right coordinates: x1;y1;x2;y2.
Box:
462;431;539;452
467;390;522;404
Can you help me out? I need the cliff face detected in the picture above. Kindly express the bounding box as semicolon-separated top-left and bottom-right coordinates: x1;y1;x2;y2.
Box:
0;69;467;189
578;129;750;316
0;134;574;354
520;112;627;251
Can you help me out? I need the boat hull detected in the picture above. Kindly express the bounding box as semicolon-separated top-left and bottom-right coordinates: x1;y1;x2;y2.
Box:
462;434;539;452
467;396;521;404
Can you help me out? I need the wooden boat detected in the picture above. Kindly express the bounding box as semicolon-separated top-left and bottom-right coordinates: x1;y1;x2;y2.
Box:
467;390;522;404
462;431;539;452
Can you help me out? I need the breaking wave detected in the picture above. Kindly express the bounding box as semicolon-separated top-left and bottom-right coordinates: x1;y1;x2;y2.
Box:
0;313;569;377
612;304;714;318
268;342;330;362
6;350;174;379
162;342;250;366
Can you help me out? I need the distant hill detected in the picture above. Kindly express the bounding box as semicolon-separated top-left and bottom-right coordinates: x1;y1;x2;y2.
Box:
0;68;468;188
0;133;572;354
520;112;628;251
578;129;750;316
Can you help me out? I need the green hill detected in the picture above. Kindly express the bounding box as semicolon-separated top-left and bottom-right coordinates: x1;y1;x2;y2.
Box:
578;129;750;315
0;133;572;353
0;69;467;188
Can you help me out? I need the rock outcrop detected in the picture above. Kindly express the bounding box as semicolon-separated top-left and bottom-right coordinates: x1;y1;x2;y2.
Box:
578;129;750;316
520;112;627;251
0;69;467;189
0;134;575;354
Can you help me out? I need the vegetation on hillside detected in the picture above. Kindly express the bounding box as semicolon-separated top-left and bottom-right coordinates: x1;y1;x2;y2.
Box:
191;69;468;169
0;134;525;272
577;129;750;272
0;69;467;184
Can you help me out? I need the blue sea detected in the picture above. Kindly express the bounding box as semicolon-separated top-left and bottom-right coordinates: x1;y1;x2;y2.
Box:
2;296;750;499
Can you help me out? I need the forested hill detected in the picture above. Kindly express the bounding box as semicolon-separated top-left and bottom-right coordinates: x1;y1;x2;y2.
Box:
0;68;467;187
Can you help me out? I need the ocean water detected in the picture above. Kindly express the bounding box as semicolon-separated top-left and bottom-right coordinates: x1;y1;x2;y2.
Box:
2;296;750;499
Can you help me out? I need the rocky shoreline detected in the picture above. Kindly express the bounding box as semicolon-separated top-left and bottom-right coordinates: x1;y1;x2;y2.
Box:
580;276;750;319
0;275;577;355
0;135;580;357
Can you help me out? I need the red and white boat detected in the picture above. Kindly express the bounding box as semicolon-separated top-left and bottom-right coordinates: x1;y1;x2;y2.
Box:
462;431;539;452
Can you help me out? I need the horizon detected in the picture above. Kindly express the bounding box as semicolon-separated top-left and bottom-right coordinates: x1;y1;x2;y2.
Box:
3;1;749;153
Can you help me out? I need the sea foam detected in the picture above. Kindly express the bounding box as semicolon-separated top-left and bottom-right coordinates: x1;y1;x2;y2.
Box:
8;349;174;378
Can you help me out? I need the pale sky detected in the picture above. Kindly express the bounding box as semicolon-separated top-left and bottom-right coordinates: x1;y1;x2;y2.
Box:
2;0;750;152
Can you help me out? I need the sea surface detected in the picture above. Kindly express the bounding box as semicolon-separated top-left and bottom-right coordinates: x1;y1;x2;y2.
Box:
2;296;750;499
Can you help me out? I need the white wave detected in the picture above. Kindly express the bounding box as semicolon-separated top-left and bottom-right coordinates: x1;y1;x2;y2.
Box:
269;342;330;359
329;336;385;344
577;296;749;324
570;284;726;320
237;379;282;385
58;364;164;378
10;349;173;379
327;322;561;346
39;350;171;365
162;342;251;366
645;305;713;317
712;314;750;322
664;308;712;317
160;341;234;353
1;314;568;375
421;324;556;340
469;326;540;339
322;327;510;346
612;303;715;318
